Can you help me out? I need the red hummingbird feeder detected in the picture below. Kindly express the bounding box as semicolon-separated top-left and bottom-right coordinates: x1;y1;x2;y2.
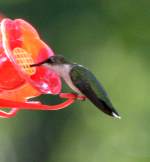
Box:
0;18;82;118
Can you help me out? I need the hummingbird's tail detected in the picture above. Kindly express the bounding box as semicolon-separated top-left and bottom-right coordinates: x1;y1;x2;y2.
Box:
76;82;121;118
95;99;121;119
75;85;121;118
88;98;121;119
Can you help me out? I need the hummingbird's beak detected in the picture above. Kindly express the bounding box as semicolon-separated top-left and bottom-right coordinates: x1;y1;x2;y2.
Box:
30;60;46;67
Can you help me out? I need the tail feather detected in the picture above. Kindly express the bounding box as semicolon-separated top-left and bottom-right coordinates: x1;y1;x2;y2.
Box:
87;93;120;118
75;82;120;118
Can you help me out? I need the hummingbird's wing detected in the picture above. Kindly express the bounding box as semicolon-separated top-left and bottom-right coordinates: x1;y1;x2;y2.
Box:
70;65;120;118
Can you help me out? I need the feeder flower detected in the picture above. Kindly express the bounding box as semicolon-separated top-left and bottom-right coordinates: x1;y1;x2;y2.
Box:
0;18;80;118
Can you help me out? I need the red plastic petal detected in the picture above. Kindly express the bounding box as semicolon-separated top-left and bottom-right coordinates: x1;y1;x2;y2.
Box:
0;18;61;100
14;19;61;94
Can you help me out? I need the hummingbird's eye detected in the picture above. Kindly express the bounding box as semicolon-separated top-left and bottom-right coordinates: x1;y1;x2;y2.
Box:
50;57;55;63
45;57;55;64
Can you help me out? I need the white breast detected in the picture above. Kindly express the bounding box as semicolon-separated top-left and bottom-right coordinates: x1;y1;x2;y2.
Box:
48;64;81;94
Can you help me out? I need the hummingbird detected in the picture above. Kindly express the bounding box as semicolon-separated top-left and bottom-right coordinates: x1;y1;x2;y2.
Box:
30;55;120;119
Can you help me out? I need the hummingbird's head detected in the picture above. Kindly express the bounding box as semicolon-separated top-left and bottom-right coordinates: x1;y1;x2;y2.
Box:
30;55;69;67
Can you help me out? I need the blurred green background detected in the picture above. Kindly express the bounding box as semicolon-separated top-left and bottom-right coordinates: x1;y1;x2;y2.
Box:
0;0;150;162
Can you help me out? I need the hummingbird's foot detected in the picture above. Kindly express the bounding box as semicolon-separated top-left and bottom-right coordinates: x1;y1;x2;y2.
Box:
76;95;86;101
59;93;86;101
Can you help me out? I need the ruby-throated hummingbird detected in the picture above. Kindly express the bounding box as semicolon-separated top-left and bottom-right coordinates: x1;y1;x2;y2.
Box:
31;55;120;118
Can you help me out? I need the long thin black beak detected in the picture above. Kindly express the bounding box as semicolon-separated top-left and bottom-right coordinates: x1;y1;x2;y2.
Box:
30;60;47;67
